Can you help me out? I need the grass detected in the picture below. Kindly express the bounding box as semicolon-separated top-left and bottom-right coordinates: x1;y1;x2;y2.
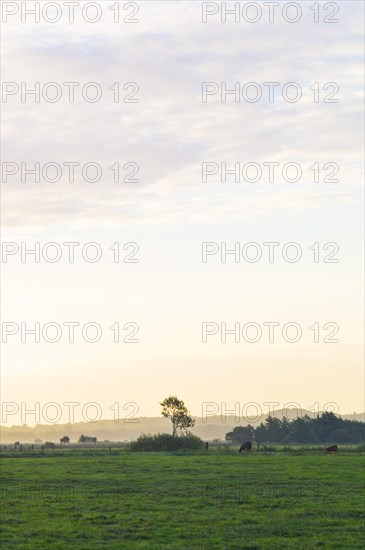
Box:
0;449;364;549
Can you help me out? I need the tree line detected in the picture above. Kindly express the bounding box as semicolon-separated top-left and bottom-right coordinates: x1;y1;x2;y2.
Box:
225;412;365;446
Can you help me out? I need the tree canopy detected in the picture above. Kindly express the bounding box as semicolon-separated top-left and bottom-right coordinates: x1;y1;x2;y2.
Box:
160;396;195;436
225;413;365;445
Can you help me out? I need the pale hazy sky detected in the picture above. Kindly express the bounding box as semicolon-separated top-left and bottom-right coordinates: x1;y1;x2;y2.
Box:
1;1;364;424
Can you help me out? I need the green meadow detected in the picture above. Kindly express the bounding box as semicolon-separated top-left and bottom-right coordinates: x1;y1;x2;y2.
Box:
1;449;364;549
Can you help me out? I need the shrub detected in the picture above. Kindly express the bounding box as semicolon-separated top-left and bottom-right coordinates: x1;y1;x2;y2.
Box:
129;432;204;452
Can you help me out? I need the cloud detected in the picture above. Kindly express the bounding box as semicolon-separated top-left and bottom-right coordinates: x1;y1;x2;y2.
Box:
2;1;363;229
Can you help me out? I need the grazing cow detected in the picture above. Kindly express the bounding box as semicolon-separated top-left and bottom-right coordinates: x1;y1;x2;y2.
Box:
238;441;252;453
324;444;338;455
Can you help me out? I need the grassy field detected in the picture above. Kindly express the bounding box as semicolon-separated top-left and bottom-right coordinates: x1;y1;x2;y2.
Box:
1;449;364;549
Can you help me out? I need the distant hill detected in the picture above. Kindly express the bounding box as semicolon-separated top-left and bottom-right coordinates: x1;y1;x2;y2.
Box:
1;409;364;444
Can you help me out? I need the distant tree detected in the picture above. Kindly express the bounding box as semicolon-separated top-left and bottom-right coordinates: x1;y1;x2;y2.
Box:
314;412;341;445
225;425;254;444
290;415;319;443
60;435;70;445
345;420;365;443
328;428;351;443
78;434;97;444
254;423;267;449
160;396;195;436
226;413;365;447
44;441;55;449
264;416;283;443
280;417;291;442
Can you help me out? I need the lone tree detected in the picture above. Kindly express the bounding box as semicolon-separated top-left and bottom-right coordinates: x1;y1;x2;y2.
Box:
160;396;195;436
60;435;70;445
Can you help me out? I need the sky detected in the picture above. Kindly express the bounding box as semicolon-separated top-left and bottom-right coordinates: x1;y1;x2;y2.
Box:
1;1;364;425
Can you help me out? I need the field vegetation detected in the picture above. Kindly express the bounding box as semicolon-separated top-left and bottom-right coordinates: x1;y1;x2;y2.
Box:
1;447;364;549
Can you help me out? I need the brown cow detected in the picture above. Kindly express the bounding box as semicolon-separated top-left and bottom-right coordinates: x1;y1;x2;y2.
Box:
324;444;338;455
238;441;252;453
